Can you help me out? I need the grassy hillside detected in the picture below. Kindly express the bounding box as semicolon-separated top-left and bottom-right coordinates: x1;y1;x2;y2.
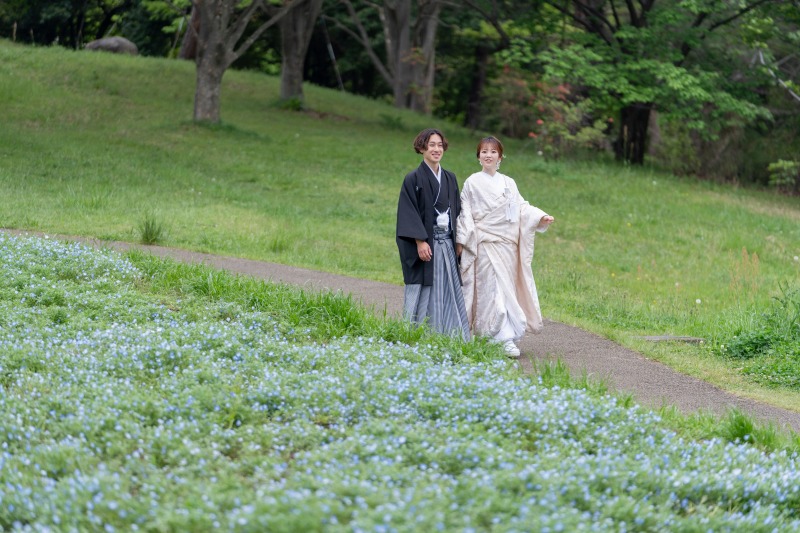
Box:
1;39;799;408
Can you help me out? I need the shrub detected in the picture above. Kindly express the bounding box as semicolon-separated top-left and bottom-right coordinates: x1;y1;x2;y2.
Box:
482;66;610;158
278;97;304;112
767;159;800;194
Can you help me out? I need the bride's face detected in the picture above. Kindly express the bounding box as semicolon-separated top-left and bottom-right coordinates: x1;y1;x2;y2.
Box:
478;143;501;172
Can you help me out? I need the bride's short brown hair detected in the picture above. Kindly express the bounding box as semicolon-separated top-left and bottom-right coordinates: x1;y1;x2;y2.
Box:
476;136;504;159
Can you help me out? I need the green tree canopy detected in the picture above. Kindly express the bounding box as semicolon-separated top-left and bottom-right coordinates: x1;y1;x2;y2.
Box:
541;0;788;163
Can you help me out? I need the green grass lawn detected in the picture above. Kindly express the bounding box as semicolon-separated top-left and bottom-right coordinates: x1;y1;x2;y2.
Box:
1;39;799;409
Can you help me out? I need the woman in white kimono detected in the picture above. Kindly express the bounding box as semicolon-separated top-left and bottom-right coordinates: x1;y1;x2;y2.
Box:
456;137;554;357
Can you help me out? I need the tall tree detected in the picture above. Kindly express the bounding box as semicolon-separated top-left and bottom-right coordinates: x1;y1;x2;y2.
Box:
329;0;443;113
452;0;546;128
542;0;786;164
446;3;513;128
189;0;296;122
279;0;324;104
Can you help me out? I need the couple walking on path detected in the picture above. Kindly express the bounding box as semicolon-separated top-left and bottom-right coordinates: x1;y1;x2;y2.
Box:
396;128;554;357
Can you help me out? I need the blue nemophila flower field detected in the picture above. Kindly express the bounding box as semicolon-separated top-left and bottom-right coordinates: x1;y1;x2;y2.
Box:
1;234;800;532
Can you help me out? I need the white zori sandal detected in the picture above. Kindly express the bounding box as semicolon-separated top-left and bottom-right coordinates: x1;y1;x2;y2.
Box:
503;340;520;358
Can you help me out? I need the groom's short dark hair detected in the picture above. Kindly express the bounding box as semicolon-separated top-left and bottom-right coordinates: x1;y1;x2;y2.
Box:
413;128;449;154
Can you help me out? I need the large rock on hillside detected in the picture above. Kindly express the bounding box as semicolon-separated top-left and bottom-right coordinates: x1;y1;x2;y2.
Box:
85;36;138;56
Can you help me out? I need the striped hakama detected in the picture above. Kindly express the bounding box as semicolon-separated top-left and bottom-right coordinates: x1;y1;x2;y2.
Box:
403;226;471;341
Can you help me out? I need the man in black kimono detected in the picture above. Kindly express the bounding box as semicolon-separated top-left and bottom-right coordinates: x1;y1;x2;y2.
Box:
396;128;470;341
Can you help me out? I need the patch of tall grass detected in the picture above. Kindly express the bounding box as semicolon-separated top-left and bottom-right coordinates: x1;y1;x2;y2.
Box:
658;406;800;452
716;283;800;388
137;210;167;244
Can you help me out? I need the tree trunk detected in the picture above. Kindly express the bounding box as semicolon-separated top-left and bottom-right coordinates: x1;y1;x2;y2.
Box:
279;0;323;103
383;0;441;113
407;0;440;114
74;8;86;48
464;45;490;128
194;46;227;122
192;0;232;123
189;0;292;123
179;5;201;60
614;103;652;164
381;0;413;108
646;109;661;157
338;0;442;113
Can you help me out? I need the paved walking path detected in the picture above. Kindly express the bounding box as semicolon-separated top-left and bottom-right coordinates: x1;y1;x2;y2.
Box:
10;230;800;433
